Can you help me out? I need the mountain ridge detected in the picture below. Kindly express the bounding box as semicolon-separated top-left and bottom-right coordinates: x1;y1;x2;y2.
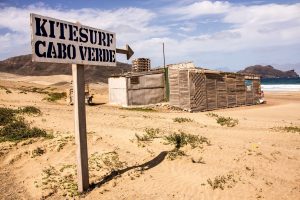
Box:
1;55;299;81
238;65;299;78
0;54;131;83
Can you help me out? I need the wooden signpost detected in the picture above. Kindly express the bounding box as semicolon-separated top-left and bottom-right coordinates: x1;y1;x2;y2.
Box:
30;13;133;192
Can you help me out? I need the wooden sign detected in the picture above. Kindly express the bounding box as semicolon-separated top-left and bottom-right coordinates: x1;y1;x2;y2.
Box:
30;13;134;193
30;13;116;66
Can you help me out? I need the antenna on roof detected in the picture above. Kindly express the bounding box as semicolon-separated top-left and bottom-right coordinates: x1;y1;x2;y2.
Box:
163;42;166;69
163;42;169;100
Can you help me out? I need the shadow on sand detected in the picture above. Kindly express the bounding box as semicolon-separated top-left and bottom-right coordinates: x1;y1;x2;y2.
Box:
89;151;168;190
88;102;105;106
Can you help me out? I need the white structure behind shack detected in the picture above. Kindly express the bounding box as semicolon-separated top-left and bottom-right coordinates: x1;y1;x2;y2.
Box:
109;70;165;106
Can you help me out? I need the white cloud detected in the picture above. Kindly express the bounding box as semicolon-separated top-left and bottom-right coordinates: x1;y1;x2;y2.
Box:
223;3;300;26
0;5;168;59
158;1;300;61
0;1;300;71
178;22;198;32
163;1;230;20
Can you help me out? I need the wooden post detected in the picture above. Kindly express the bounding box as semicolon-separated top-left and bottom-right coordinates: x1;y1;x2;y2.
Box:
72;64;89;192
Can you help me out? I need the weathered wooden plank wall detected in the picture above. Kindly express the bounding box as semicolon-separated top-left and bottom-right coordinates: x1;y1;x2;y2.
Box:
217;77;227;108
169;69;180;107
236;75;246;106
127;73;165;106
179;70;190;110
168;68;261;112
189;72;206;111
253;79;261;103
206;74;220;110
226;76;237;107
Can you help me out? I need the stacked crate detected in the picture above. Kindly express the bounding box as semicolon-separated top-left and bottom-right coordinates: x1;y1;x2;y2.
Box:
132;58;151;72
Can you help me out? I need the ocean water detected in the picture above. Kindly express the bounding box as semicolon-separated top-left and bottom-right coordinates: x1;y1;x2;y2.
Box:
261;78;300;92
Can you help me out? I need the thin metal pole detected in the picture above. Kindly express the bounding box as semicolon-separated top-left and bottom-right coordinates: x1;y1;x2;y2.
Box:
163;42;169;101
163;42;166;69
72;64;89;192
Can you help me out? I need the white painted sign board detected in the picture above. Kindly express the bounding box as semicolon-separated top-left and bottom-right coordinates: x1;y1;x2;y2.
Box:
30;13;116;66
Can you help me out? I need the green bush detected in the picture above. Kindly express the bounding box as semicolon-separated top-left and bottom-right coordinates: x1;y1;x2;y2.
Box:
207;113;239;127
0;118;47;142
164;131;210;150
0;86;12;94
32;147;45;158
272;125;300;134
135;133;152;142
0;106;42;126
207;176;227;190
173;117;193;123
18;106;41;115
0;107;16;126
206;112;219;118
144;128;160;138
185;133;211;148
0;106;49;142
164;132;188;149
43;92;66;102
207;173;237;190
282;126;300;133
216;116;239;127
135;128;161;143
19;86;48;94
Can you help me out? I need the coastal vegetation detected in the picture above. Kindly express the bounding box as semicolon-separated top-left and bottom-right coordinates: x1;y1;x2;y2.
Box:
0;106;51;142
207;113;239;127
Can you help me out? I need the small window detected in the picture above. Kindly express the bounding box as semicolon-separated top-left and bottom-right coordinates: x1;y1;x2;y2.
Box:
130;76;139;84
245;80;253;91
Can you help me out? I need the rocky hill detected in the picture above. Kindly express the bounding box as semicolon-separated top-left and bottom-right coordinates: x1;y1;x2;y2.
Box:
238;65;299;78
0;54;131;83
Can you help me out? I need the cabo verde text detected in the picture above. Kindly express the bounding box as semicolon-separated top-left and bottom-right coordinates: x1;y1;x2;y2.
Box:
31;14;116;65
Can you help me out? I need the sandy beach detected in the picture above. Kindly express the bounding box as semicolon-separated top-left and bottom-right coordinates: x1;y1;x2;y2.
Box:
0;73;299;200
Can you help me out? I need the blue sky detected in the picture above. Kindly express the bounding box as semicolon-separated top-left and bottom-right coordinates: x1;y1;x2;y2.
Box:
0;0;300;73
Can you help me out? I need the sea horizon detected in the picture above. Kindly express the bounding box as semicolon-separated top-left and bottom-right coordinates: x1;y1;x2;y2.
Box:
261;77;300;91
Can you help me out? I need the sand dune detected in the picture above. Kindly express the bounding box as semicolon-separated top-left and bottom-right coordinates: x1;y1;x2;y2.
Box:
0;75;299;200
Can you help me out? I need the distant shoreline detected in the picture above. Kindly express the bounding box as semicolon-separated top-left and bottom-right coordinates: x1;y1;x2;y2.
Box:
261;77;300;84
261;77;300;91
262;84;300;92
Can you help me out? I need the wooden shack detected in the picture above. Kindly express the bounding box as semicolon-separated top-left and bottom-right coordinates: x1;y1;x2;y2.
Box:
168;62;261;112
109;69;165;106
